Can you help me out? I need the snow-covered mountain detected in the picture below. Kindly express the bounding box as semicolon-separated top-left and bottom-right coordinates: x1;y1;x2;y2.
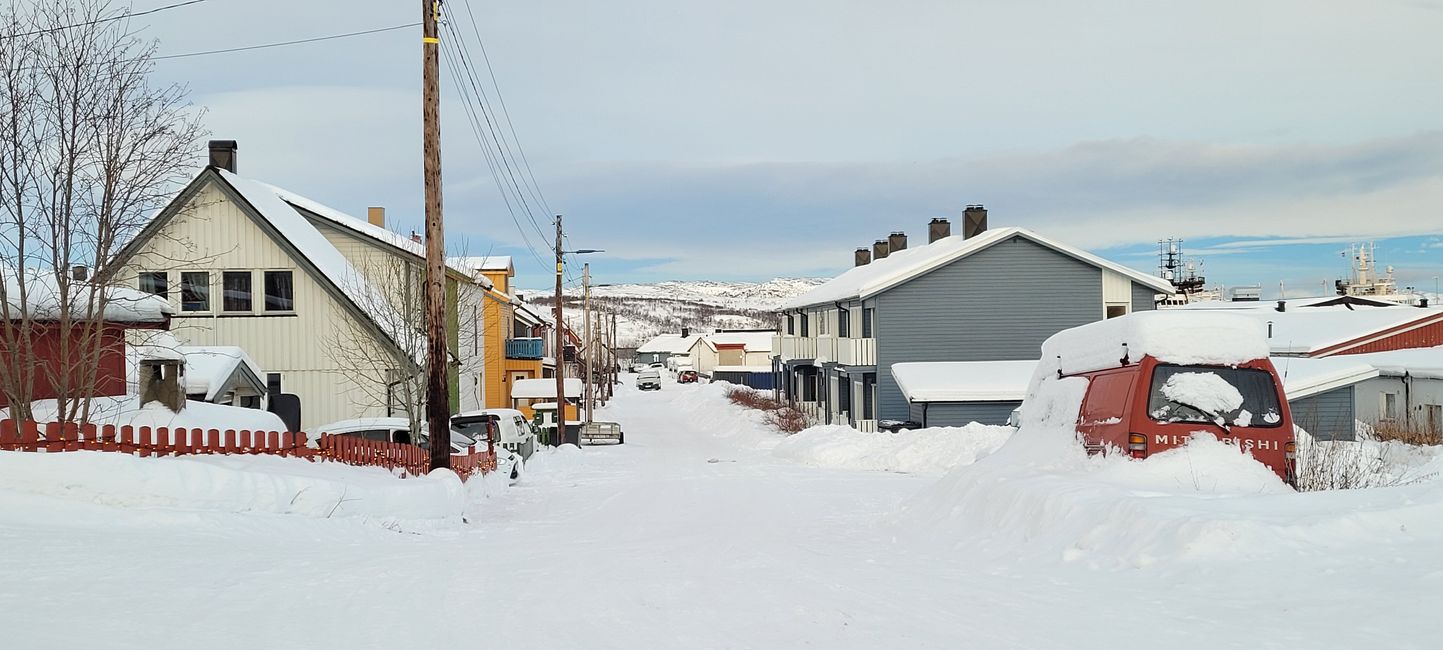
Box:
526;278;827;347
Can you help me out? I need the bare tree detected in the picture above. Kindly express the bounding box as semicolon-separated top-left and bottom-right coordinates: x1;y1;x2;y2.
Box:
0;1;204;423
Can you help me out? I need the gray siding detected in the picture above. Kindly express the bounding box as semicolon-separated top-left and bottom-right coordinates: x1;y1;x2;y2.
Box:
1290;386;1355;441
1132;282;1159;312
909;401;1021;427
874;237;1103;421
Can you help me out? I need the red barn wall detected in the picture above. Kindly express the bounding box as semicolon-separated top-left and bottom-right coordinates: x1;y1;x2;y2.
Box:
0;323;131;407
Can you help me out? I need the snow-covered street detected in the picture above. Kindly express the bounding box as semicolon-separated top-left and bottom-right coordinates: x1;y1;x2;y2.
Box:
3;378;1441;648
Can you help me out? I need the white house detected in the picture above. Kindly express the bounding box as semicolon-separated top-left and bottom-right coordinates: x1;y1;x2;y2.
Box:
112;141;490;431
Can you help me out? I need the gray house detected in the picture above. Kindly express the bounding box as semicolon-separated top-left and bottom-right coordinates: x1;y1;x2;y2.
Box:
1282;349;1443;441
772;211;1173;432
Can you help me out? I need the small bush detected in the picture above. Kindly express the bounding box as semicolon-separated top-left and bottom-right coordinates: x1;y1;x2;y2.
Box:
1294;432;1437;492
725;386;813;434
1369;421;1442;446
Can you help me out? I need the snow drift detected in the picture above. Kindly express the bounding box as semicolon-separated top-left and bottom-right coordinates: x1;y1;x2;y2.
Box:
774;423;1013;475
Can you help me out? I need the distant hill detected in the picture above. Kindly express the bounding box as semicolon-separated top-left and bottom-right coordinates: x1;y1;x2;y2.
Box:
525;278;826;347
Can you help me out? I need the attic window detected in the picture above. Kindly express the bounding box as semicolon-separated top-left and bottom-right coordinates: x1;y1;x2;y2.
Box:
139;271;168;299
222;271;252;312
181;271;210;312
264;271;294;312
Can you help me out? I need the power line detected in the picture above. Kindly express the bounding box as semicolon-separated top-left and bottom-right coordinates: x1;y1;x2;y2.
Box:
2;0;213;40
154;22;420;61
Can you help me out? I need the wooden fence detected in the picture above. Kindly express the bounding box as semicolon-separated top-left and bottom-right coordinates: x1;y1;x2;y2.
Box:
0;420;496;480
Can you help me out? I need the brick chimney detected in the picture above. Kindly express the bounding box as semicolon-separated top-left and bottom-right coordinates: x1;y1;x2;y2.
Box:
888;232;907;253
928;218;951;243
367;207;385;228
963;205;988;239
872;239;890;260
854;247;871;266
208;140;238;173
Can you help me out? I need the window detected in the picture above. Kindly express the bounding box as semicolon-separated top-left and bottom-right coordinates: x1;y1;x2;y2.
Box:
1106;304;1128;319
838;376;852;417
786;315;794;335
139;271;168;298
800;313;810;337
801;369;817;401
1382;393;1399;421
222;271;252;312
266;372;282;396
861;308;874;338
264;271;295;312
180;271;210;311
837;308;850;338
818;310;828;336
1147;365;1283;428
862;373;875;420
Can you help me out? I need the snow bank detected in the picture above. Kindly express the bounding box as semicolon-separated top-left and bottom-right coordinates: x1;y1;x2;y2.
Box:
902;371;1443;568
773;423;1013;475
0;451;467;522
669;384;784;450
1040;310;1270;377
17;397;287;432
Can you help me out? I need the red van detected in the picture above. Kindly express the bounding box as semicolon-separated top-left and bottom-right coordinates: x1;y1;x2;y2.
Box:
1070;354;1296;484
1040;312;1297;485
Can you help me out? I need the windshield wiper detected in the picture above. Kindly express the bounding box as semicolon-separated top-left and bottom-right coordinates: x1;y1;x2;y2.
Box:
1165;398;1232;435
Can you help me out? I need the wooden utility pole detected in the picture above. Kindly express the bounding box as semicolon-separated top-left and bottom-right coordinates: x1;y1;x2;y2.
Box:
610;311;618;401
583;263;593;424
421;0;450;471
553;215;566;446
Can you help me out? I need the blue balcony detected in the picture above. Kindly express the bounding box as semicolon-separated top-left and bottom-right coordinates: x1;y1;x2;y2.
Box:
506;337;545;360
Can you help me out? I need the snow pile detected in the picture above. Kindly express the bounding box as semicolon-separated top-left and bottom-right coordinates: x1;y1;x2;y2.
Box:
1040;311;1270;377
902;370;1443;568
0;451;468;522
669;383;783;450
773;423;1013;475
17;396;287;432
1158;371;1243;415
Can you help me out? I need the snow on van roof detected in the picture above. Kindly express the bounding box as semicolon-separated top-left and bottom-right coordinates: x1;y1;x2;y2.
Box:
779;227;1174;310
1041;311;1271;377
892;360;1038;402
511;378;583;399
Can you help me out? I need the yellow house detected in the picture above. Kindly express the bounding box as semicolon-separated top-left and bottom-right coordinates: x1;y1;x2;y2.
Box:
451;257;550;411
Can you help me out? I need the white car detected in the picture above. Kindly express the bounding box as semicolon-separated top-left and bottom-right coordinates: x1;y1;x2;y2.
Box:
452;408;537;461
637;369;662;391
314;417;521;481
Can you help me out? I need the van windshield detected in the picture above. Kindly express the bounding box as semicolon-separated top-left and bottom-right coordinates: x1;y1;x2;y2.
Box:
1147;365;1282;428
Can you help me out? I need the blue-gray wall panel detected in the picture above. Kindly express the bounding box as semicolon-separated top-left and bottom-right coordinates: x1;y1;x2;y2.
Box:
1289;386;1356;441
909;401;1021;427
873;236;1104;421
1132;282;1159;312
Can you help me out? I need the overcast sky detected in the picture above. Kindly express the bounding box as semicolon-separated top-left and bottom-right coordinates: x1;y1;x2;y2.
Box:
140;0;1443;294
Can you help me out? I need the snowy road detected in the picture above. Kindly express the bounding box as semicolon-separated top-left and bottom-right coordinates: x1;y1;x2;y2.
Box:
2;379;1439;648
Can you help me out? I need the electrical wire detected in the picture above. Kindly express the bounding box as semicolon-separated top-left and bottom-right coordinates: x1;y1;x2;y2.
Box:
2;0;213;40
154;23;420;61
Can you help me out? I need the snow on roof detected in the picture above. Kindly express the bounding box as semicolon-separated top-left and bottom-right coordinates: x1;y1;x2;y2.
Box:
261;181;490;288
637;334;702;354
217;171;423;363
3;270;172;324
179;346;264;401
450;256;513;273
713;364;774;373
892;360;1038;402
511;377;583;399
1175;300;1443;355
779;227;1175;310
315;417;413;434
1337;346;1443;381
1042;311;1272;377
702;331;774;352
1273;356;1380;400
513;299;554;327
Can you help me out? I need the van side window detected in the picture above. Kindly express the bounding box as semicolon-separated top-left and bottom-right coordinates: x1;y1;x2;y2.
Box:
1078;372;1134;443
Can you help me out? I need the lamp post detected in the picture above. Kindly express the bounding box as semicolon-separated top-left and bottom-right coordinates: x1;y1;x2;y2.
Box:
551;227;602;446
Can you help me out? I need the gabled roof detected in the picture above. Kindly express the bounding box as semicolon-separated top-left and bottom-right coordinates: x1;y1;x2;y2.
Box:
779;227;1174;310
699;331;775;353
637;334;703;354
263;181;491;289
179;346;265;401
450;255;513;274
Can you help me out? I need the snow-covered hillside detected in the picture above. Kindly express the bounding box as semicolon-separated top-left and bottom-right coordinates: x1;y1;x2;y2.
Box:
528;278;826;347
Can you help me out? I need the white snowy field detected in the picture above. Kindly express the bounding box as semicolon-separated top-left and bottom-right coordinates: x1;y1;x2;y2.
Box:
3;378;1443;648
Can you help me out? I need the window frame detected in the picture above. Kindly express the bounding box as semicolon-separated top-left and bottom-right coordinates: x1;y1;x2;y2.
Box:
861;307;874;338
222;270;253;313
180;270;211;313
837;307;850;338
139;271;168;299
263;269;296;313
800;313;810;337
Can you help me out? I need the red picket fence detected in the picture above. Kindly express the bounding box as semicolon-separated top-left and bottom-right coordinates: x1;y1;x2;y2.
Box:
0;419;495;480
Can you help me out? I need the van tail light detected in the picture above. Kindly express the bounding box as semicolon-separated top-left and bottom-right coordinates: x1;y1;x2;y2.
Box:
1284;441;1297;461
1127;433;1148;459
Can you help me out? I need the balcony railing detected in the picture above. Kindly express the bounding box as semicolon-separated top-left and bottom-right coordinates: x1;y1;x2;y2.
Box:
506;337;545;360
777;335;875;366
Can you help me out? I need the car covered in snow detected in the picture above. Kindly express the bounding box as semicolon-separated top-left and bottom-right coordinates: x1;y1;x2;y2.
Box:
452;408;537;461
637;369;663;391
1035;311;1297;484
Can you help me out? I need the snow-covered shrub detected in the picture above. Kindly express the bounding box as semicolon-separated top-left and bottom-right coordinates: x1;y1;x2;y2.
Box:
723;386;812;434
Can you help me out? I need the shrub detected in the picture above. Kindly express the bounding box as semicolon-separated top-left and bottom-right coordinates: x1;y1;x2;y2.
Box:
1293;430;1437;492
725;386;813;434
1369;421;1442;447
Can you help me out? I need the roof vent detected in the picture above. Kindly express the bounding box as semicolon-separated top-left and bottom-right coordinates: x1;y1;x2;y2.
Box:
854;247;871;267
928;218;951;243
888;232;907;252
872;239;890;260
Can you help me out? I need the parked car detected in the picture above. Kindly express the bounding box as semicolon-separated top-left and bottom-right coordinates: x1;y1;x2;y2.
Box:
314;417;521;481
677;369;699;384
637;369;662;391
1039;312;1296;484
631;362;650;373
453;408;537;461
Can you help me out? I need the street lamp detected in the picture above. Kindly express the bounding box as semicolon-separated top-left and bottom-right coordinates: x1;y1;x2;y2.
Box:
551;235;604;445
